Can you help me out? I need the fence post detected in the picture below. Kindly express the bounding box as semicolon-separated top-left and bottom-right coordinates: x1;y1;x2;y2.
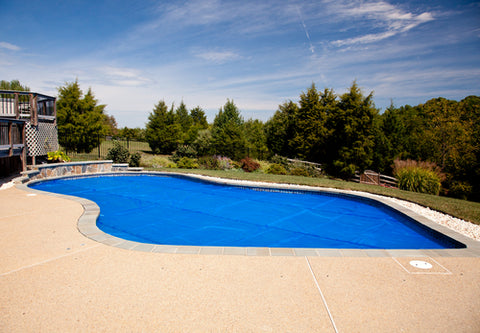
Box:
98;134;101;159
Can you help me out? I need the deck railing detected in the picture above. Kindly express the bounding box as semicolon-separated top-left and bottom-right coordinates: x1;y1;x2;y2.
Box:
0;90;56;125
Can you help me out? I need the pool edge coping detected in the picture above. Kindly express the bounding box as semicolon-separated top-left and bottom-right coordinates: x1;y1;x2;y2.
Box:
15;171;480;257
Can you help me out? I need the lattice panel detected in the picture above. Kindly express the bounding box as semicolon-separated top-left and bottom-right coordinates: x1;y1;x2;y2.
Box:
25;122;59;156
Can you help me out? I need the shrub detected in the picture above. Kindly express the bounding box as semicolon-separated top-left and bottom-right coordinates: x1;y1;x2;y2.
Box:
198;155;219;169
393;159;443;195
106;141;130;163
47;150;70;163
266;163;287;175
172;145;198;162
289;167;309;177
240;157;260;172
142;155;171;168
129;152;141;167
198;155;235;170
269;155;289;168
448;181;472;200
177;157;199;169
216;156;234;170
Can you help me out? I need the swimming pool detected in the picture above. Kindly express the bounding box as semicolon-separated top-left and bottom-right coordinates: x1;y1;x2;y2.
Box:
29;174;465;250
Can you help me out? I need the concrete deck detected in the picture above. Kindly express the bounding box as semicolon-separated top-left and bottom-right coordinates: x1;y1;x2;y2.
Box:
1;186;479;332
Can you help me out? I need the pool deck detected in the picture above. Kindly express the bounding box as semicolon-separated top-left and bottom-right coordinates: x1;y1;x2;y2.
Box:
1;184;480;331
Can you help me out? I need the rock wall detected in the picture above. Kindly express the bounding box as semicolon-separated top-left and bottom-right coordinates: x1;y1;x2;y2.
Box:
21;161;129;182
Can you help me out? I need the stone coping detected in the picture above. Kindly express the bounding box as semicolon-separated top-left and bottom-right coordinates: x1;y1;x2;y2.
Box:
16;171;480;257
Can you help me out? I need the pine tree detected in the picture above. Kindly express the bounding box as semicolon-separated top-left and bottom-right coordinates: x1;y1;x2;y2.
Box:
291;84;331;162
326;82;378;178
56;81;107;153
211;99;246;160
265;100;298;157
145;101;182;154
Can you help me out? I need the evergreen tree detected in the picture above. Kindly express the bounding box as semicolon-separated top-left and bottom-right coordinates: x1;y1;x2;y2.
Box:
244;119;268;159
56;81;107;153
145;101;182;154
175;101;193;134
291;84;331;162
190;106;208;128
326;82;378;178
211;99;246;159
265;100;298;157
185;106;208;145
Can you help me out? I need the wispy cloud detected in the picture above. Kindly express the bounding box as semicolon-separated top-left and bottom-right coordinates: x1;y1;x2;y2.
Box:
0;41;21;51
194;50;241;63
328;0;434;46
96;66;153;87
296;6;315;53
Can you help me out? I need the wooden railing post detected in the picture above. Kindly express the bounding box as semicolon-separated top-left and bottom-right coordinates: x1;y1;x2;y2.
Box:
21;122;26;171
8;121;13;157
14;93;19;119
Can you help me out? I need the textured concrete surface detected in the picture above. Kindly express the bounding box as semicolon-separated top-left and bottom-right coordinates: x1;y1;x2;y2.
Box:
1;186;479;332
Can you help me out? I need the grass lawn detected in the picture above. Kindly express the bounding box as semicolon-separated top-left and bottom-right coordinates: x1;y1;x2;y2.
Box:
145;167;480;226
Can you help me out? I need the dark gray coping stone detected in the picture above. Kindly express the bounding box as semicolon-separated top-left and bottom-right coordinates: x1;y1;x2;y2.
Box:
15;171;480;257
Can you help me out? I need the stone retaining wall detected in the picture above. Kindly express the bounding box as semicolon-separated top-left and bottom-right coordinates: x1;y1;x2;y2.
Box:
21;161;130;182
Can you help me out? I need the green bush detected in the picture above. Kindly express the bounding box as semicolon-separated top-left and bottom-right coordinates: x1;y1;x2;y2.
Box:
198;155;218;169
393;159;443;195
266;163;287;175
289;167;309;177
198;155;235;170
106;141;130;163
269;155;289;168
240;157;260;172
448;181;472;200
172;145;198;162
177;157;199;169
129;152;141;167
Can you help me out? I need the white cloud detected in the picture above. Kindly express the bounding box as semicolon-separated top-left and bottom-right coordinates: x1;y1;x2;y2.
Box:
96;66;153;87
0;41;21;51
328;0;434;46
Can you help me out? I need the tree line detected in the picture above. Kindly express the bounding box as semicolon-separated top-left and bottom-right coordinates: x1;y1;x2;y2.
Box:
3;79;478;201
143;82;479;201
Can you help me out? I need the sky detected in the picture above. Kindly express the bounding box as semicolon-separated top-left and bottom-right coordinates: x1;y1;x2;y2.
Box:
1;0;479;128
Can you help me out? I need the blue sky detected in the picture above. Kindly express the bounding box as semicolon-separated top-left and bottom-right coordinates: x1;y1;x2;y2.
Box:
1;0;479;128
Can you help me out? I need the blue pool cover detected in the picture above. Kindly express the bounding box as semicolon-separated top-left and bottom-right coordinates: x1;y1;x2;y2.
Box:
30;174;463;249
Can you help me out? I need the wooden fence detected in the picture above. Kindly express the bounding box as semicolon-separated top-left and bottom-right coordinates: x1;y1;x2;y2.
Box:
352;170;397;187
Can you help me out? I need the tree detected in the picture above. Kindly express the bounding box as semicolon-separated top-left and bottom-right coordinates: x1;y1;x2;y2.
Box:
291;84;332;162
265;100;298;158
244;119;268;159
0;79;30;91
326;82;378;178
145;101;182;154
56;80;108;153
103;114;118;136
119;127;146;141
175;101;193;135
211;99;246;160
185;106;208;145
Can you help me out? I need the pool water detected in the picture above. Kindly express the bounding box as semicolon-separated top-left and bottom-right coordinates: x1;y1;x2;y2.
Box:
30;174;463;249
